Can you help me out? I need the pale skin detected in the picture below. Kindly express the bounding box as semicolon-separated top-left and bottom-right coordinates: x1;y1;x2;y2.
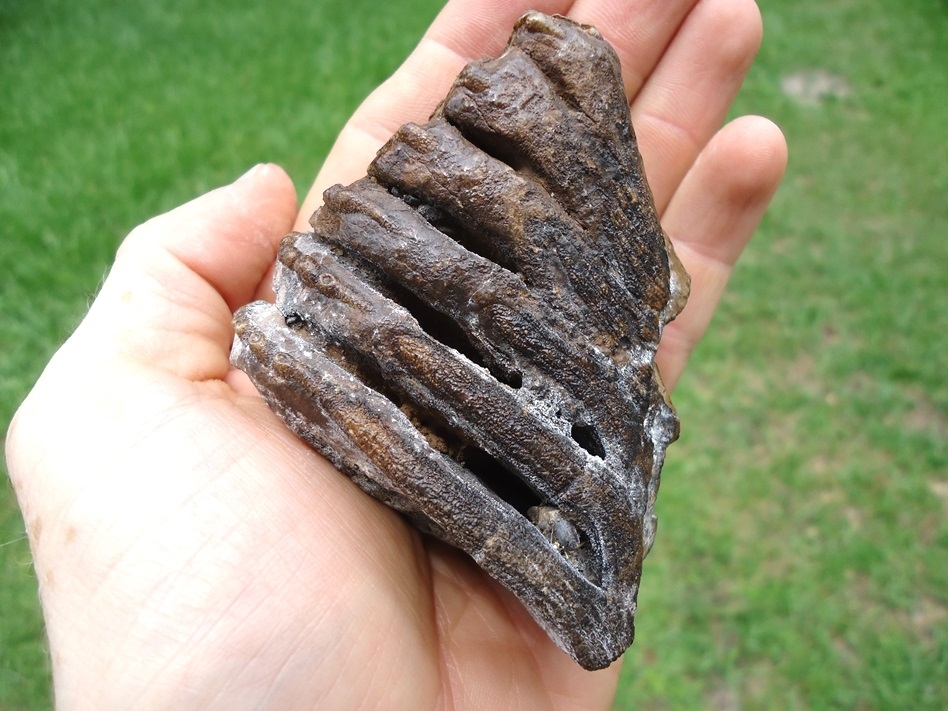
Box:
6;0;787;708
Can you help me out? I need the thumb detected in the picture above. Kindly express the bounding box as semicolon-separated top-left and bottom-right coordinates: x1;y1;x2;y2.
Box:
80;163;297;382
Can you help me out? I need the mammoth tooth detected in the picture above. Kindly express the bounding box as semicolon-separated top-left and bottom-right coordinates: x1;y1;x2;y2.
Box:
231;11;690;670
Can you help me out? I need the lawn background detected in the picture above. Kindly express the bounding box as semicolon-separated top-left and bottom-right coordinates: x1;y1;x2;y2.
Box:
1;0;945;708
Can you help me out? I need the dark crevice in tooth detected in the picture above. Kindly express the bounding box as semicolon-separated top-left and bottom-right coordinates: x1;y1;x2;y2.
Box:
383;277;487;369
404;399;545;520
380;275;523;390
322;338;404;409
386;184;522;277
570;422;606;459
325;322;540;515
444;114;530;177
282;311;304;328
460;444;542;516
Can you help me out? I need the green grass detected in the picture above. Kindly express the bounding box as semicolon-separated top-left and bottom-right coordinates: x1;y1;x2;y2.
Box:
1;0;945;708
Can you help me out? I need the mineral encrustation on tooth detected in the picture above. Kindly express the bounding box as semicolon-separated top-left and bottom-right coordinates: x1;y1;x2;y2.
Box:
231;11;690;670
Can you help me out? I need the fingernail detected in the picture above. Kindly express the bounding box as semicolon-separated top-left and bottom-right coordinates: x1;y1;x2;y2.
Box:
236;163;266;183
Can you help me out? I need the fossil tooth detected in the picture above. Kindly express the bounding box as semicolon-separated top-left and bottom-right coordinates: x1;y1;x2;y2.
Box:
232;11;689;670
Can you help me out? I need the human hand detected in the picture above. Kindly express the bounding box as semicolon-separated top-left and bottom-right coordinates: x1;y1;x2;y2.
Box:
6;1;785;709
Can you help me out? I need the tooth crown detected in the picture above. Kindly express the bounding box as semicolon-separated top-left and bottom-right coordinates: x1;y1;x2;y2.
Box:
232;12;689;670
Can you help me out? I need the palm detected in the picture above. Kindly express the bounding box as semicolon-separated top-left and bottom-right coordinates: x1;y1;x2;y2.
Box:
8;0;785;707
94;369;608;706
205;380;617;707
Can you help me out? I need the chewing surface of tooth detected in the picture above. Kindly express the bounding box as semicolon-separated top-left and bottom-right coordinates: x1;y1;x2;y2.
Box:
232;11;690;670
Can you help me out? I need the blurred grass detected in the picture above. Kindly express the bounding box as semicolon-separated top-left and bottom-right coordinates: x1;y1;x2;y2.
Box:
1;0;945;708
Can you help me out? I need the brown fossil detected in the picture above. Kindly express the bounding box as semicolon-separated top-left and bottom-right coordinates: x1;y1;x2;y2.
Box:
231;12;689;670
